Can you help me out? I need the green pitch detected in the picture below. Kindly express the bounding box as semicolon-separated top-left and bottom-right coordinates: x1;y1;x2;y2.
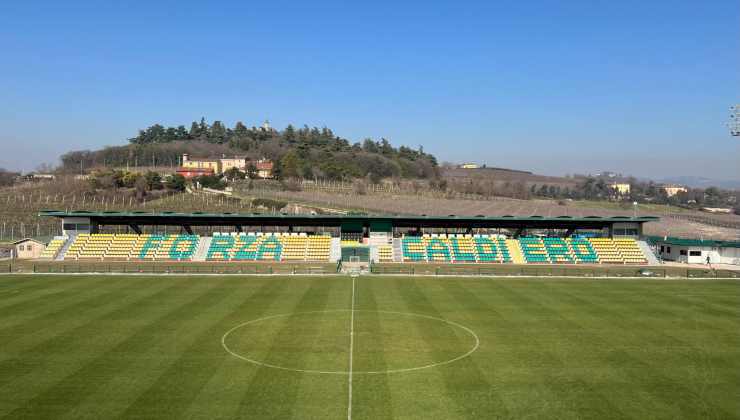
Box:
0;275;738;419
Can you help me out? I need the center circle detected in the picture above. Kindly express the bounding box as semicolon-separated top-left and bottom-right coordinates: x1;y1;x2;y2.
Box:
222;310;479;375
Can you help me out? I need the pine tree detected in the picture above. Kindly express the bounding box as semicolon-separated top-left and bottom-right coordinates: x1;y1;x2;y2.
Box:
189;121;200;138
211;121;226;144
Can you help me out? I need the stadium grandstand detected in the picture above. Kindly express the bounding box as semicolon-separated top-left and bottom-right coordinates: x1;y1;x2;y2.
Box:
39;211;660;265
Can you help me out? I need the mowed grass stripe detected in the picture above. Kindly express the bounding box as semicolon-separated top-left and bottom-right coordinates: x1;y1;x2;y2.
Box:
444;279;567;418
500;281;642;418
531;280;713;417
638;282;740;328
0;278;178;390
178;277;308;420
508;280;737;419
290;278;355;419
394;278;505;419
1;277;230;420
0;275;119;314
0;277;154;350
536;281;726;419
0;278;206;417
473;280;623;418
351;277;394;420
58;279;280;419
87;279;275;420
546;280;740;419
236;277;344;420
0;275;100;307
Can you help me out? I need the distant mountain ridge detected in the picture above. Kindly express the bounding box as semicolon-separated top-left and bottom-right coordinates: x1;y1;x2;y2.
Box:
654;176;740;190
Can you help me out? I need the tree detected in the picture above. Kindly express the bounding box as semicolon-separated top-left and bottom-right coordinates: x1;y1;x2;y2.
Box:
144;171;163;190
234;121;248;136
189;121;200;138
211;121;227;144
134;176;148;200
121;171;140;188
196;174;226;190
284;124;297;143
165;174;186;191
223;167;245;181
279;151;302;178
245;162;258;179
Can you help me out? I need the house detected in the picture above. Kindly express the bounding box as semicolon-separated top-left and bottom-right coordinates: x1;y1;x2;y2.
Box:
608;183;631;196
181;154;221;174
220;156;248;173
12;238;46;259
460;163;480;169
254;158;274;179
660;184;687;197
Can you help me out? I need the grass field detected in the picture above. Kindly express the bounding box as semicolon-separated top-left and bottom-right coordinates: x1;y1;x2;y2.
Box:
0;275;738;419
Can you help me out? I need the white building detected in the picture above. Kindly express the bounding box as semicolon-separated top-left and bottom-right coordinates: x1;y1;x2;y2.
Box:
653;237;740;265
659;184;687;197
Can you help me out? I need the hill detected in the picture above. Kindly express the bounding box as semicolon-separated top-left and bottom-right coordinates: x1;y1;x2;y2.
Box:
59;119;439;182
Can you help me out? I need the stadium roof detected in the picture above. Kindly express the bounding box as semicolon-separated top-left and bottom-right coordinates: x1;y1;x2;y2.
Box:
646;236;740;249
40;210;659;230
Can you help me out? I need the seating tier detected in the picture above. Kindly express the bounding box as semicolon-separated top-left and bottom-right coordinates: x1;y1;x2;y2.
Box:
397;236;645;265
206;233;331;262
401;235;511;263
39;238;66;259
64;234;199;261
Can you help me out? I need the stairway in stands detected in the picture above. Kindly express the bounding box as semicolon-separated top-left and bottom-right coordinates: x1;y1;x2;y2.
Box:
506;239;526;264
54;234;76;261
329;238;342;262
392;238;403;262
637;240;660;265
192;237;212;262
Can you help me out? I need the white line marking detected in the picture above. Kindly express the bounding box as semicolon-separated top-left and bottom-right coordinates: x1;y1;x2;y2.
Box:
221;309;480;375
347;276;356;420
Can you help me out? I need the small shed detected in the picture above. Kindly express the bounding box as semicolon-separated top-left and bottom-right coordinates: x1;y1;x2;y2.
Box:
12;238;46;259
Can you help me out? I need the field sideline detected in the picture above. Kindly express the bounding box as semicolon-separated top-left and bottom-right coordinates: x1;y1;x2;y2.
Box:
0;275;738;419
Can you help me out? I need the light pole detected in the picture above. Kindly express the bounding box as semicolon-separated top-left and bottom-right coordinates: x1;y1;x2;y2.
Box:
633;201;638;218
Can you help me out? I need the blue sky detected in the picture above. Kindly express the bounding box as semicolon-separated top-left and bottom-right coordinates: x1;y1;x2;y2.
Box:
1;0;738;180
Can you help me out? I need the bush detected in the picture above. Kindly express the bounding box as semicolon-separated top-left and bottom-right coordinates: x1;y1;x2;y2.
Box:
195;174;226;190
252;198;287;210
165;174;186;192
0;169;18;187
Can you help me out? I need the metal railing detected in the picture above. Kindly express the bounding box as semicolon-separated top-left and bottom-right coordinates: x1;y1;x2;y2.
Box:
0;261;737;278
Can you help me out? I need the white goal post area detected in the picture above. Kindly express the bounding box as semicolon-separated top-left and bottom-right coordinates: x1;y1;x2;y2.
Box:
347;256;362;277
